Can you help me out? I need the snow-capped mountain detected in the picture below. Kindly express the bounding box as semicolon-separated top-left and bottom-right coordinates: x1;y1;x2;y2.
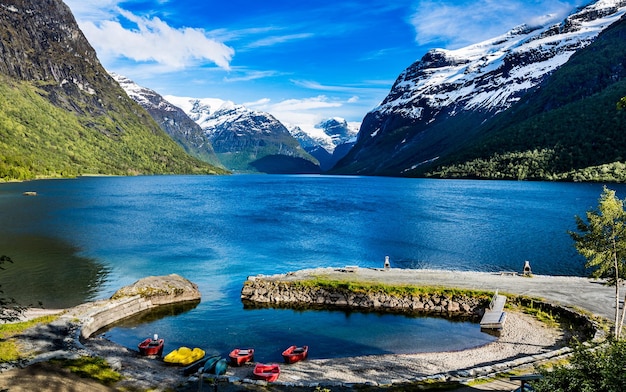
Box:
163;95;228;128
290;118;358;171
334;0;626;176
111;73;222;167
165;96;320;173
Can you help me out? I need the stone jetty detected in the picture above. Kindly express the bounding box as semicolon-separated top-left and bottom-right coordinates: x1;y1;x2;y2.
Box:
242;269;489;317
242;266;615;322
7;267;611;390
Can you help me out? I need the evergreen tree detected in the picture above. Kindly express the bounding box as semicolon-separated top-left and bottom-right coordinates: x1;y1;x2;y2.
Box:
569;187;626;339
534;341;626;392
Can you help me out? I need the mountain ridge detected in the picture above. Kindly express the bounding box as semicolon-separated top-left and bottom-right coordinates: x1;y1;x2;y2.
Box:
332;0;626;178
428;14;626;181
111;73;224;168
165;95;320;173
290;118;358;171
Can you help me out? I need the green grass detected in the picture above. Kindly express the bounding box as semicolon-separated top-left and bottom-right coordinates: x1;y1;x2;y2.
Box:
0;314;60;362
50;357;122;386
0;74;227;181
522;305;560;328
0;314;60;339
0;338;20;363
291;276;494;299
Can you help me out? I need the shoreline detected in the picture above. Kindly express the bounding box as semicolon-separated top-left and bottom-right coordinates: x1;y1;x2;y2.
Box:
2;268;609;390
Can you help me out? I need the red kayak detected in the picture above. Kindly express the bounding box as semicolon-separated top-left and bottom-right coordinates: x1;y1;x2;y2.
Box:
229;348;254;366
282;345;308;364
253;363;280;382
138;337;164;356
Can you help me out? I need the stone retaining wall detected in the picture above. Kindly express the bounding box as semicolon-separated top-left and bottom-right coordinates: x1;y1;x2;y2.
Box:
236;273;602;390
78;295;154;339
241;275;600;341
241;276;489;317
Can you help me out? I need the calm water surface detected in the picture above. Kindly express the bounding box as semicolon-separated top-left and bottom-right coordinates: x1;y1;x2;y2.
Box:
0;175;619;360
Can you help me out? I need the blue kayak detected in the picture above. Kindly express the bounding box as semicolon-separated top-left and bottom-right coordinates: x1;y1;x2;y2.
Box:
214;358;228;375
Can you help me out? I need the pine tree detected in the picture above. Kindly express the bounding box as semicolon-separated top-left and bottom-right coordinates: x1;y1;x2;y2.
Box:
569;187;626;339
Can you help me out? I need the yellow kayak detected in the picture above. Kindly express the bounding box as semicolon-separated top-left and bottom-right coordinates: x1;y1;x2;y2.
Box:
163;347;205;366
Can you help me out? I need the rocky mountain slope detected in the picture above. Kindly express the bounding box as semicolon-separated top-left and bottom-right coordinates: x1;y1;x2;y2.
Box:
290;118;358;171
0;0;224;181
333;0;626;179
429;13;626;181
111;73;223;168
166;96;320;173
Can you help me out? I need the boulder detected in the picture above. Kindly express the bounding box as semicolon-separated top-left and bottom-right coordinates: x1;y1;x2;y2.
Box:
111;274;201;305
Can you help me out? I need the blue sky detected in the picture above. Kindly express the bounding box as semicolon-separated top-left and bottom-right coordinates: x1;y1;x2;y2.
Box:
64;0;588;130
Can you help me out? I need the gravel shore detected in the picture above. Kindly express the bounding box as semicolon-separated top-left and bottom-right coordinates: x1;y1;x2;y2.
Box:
221;310;568;386
1;267;605;391
32;307;562;391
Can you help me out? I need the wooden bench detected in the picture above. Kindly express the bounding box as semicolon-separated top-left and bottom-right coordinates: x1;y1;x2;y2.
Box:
480;290;507;330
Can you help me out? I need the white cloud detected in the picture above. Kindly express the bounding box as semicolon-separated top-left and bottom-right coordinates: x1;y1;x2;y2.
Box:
65;2;234;70
410;0;582;48
292;80;353;92
291;79;390;97
223;70;279;82
244;33;315;49
64;0;120;20
251;96;341;112
245;95;344;130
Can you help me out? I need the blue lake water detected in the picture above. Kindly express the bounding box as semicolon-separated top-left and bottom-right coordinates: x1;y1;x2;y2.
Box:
0;175;620;361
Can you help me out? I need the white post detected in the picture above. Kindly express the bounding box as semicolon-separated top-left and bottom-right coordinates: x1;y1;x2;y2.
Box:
523;260;532;276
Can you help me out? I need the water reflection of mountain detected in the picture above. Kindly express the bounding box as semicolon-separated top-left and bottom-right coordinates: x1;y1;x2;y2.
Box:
0;234;109;308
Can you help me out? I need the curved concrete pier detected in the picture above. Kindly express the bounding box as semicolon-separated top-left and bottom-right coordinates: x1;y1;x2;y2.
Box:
16;274;201;364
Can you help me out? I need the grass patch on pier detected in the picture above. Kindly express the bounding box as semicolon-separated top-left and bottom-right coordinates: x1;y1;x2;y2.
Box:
292;276;494;299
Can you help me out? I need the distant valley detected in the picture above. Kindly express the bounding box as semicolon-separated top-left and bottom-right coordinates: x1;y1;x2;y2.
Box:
0;0;625;181
113;73;359;174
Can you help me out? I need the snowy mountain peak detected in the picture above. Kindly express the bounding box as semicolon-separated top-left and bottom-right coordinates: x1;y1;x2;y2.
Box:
373;0;626;123
290;117;358;154
165;96;283;138
111;72;167;110
164;95;230;126
110;72;222;167
334;0;626;177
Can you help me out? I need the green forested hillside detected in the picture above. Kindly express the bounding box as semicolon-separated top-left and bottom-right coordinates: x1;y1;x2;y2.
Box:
428;85;626;181
0;76;227;181
426;16;626;182
0;0;227;182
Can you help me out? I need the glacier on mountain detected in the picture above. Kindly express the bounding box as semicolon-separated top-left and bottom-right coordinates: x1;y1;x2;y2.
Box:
374;0;626;123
